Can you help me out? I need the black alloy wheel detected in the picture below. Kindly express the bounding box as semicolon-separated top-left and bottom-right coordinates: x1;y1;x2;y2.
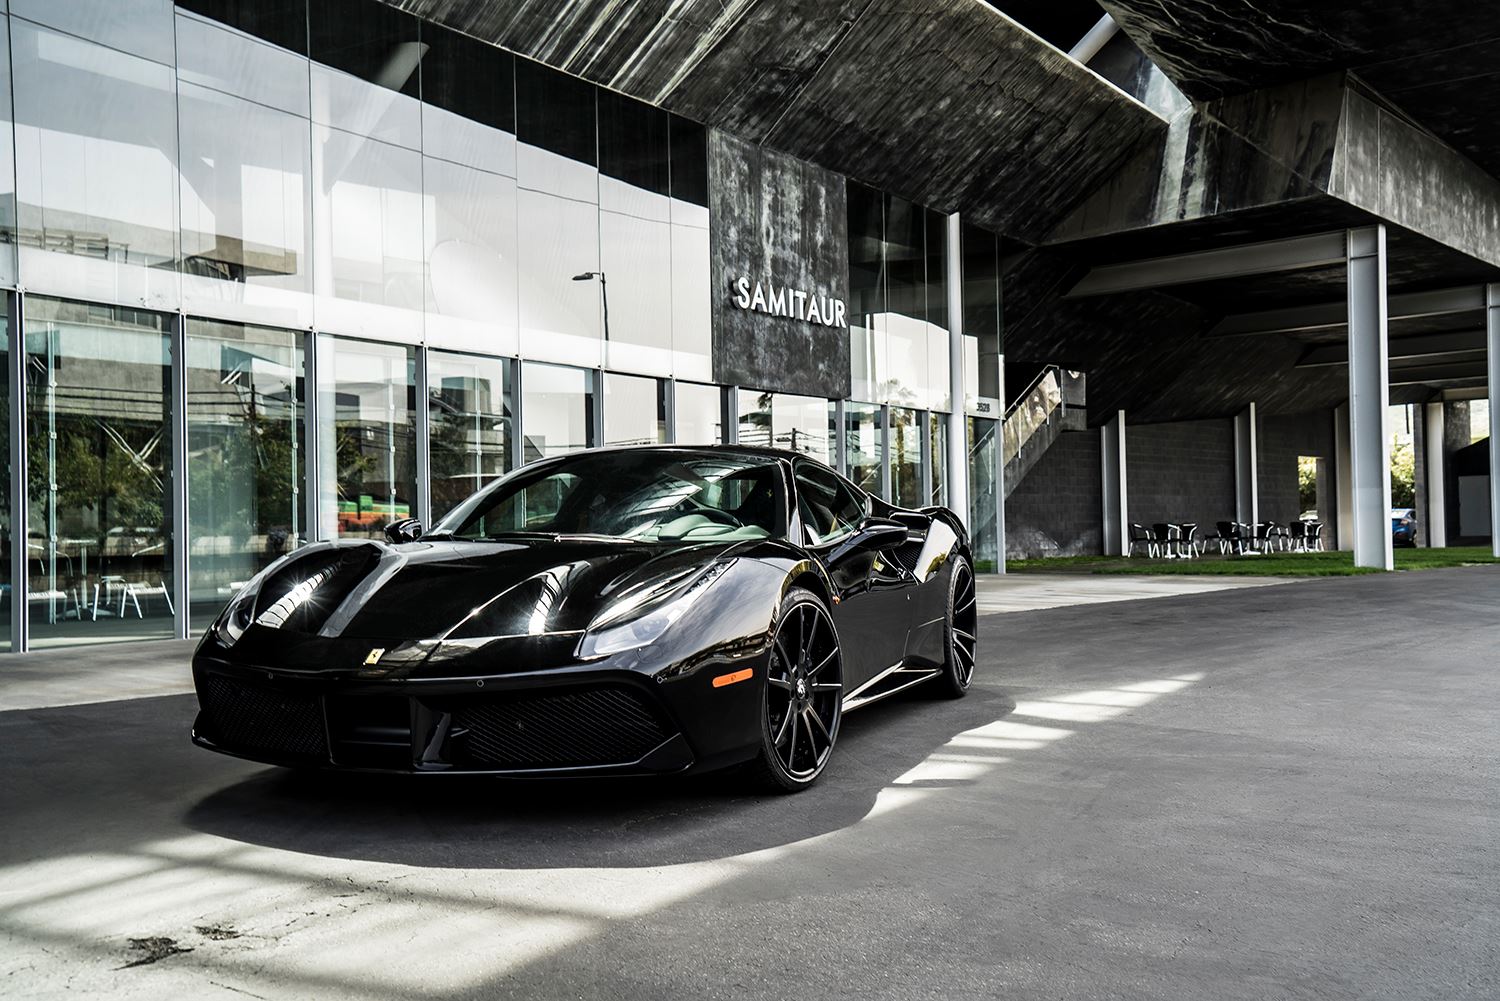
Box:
936;557;977;697
748;587;843;792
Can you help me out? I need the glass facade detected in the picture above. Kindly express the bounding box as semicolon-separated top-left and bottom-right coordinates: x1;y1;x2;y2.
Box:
0;0;1004;652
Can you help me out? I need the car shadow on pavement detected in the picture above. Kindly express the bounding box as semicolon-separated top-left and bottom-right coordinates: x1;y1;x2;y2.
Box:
183;687;1017;870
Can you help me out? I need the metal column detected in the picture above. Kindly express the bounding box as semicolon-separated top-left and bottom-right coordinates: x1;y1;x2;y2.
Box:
303;331;328;542
1488;284;1500;557
994;354;1006;570
8;293;28;652
1422;402;1446;548
944;213;970;528
1101;410;1127;556
169;314;190;639
1233;402;1258;527
1346;226;1393;570
413;346;432;527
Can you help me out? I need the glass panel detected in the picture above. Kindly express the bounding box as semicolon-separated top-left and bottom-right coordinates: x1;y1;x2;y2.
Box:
669;115;710;380
603;372;667;447
674;382;721;445
0;24;17;288
521;362;594;462
929;412;948;507
843;402;884;498
669;115;709;210
25;298;173;647
185;319;304;632
890;407;921;508
179;80;314;328
422;155;518;355
319;338;416;539
429;350;511;520
847;181;885;404
175;8;311;118
311;125;424;340
515;57;597;202
517;189;601;367
419;22;515;176
14;0;175;65
772;394;833;463
11;21;180;308
884;194;928;410
968;416;1000;572
736;388;771;448
308;0;421;149
600;209;673;375
175;0;310;55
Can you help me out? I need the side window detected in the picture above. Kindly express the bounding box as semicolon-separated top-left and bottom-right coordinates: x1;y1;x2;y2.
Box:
794;463;866;546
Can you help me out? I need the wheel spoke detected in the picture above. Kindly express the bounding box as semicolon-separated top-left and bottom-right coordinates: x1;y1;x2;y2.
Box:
810;681;842;692
774;633;796;671
806;706;832;747
800;604;814;652
954;628;976;644
773;706;793;746
767;676;792;691
799;710;820;763
957;597;976;613
808;646;837;678
784;711;801;769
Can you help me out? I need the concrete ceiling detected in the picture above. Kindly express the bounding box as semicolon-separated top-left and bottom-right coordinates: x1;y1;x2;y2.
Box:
1098;1;1500;179
379;0;1164;244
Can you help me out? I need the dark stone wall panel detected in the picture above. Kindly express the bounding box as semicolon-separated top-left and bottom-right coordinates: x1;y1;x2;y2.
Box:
709;131;851;399
1005;430;1102;558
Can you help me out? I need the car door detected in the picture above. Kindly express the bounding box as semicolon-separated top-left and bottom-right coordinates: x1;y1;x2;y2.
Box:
792;460;913;691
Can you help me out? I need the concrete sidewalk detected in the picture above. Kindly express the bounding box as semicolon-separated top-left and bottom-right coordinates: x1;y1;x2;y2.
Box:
974;571;1299;614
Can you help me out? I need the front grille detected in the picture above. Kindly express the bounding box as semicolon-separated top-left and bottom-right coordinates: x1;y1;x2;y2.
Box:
891;536;927;574
453;686;671;769
199;674;328;760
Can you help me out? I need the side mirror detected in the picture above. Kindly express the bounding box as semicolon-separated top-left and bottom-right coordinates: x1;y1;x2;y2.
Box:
384;518;423;544
847;517;908;553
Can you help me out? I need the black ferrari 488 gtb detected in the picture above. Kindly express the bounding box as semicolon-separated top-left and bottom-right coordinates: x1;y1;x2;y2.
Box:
192;445;978;791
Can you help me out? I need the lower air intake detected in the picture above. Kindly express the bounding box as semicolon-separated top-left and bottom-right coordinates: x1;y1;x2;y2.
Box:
453;686;671;769
200;674;328;760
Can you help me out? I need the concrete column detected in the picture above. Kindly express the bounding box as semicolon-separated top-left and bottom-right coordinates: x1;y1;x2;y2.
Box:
994;354;1007;570
1423;402;1447;547
1346;226;1392;570
1233;402;1258;526
1101;410;1127;556
1334;403;1353;550
945;212;970;530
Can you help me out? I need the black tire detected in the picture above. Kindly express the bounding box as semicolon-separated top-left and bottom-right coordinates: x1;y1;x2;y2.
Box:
934;556;977;698
744;587;843;793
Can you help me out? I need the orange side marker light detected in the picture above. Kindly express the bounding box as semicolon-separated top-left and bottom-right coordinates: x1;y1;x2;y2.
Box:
712;668;754;688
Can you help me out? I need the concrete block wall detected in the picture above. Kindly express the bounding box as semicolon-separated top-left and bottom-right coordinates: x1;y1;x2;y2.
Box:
1260;410;1336;526
1124;418;1236;533
1005;430;1102;557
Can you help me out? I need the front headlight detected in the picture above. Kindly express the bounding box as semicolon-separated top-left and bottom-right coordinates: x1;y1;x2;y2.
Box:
576;561;733;660
215;579;262;646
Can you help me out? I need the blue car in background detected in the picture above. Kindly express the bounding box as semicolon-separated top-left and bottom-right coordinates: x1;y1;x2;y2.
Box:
1392;507;1417;547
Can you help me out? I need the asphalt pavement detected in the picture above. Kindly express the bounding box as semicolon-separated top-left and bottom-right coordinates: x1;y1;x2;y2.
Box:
1;567;1496;1000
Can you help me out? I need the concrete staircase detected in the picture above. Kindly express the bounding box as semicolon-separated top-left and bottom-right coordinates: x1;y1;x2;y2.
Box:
1002;366;1087;498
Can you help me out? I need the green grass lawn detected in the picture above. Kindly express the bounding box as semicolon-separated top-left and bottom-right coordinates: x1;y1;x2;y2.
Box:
1005;546;1500;577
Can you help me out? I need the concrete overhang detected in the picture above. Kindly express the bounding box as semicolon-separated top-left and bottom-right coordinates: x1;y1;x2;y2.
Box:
379;0;1165;245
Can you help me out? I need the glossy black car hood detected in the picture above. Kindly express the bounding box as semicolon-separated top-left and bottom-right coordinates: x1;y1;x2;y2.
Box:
301;537;739;642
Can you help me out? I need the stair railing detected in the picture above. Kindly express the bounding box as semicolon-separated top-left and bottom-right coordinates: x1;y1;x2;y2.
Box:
1001;365;1065;466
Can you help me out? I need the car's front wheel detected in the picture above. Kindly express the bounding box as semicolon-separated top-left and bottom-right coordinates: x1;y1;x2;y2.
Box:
747;587;843;793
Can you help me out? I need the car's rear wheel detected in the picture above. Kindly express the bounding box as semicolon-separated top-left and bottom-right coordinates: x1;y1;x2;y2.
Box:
934;557;977;698
747;587;842;793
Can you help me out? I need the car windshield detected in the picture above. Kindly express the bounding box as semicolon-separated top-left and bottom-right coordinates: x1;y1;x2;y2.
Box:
432;451;786;544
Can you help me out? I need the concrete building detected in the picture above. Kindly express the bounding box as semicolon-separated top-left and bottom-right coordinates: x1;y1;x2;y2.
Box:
0;0;1495;652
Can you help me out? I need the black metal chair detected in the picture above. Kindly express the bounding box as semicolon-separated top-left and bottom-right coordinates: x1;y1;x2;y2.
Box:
1128;523;1156;557
1288;521;1308;552
1151;522;1181;559
1179;522;1201;558
1214;521;1243;554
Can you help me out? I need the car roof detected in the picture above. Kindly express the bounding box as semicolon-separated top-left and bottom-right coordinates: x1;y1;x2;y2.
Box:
562;442;826;464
